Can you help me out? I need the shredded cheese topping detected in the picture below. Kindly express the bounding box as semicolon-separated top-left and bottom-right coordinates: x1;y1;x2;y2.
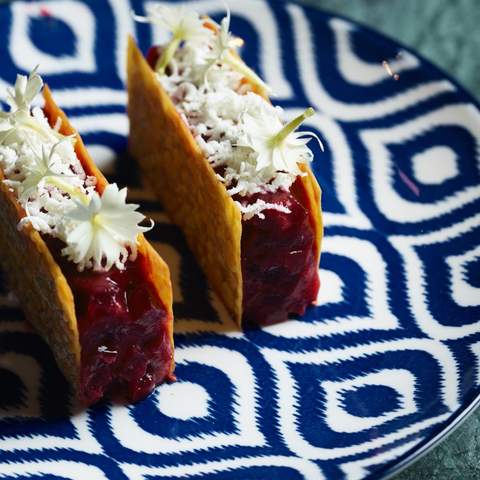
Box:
134;5;320;219
0;70;151;272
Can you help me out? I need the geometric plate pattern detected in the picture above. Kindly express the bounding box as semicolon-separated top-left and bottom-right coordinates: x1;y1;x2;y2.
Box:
0;1;479;479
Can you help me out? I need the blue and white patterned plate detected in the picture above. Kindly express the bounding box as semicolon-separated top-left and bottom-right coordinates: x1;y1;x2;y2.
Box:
0;1;479;479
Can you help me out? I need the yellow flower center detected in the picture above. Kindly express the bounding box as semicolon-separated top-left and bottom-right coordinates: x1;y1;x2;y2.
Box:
93;213;103;228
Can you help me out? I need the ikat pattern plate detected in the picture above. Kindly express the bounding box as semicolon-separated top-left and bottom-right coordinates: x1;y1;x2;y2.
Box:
0;1;479;479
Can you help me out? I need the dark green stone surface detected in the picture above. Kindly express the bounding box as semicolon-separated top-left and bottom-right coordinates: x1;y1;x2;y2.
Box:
394;412;480;479
302;0;480;97
301;1;480;478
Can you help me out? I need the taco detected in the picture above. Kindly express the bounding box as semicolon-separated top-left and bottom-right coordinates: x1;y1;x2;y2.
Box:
0;71;174;405
127;6;322;326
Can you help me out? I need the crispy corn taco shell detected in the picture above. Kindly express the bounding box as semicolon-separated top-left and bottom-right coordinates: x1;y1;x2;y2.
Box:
127;36;322;325
0;85;174;394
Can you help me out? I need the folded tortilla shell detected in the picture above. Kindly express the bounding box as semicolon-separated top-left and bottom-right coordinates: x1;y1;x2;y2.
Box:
127;36;322;325
0;85;174;394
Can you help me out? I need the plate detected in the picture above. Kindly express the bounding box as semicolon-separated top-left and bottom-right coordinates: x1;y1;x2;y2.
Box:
0;1;479;479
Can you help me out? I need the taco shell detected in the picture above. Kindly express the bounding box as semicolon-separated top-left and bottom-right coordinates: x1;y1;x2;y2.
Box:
0;85;174;397
127;36;322;325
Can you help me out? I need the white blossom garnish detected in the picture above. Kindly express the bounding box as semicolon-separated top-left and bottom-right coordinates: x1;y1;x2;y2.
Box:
241;107;323;173
0;70;153;272
61;184;152;272
5;67;43;113
132;5;213;74
15;140;76;203
204;11;270;94
1;69;67;145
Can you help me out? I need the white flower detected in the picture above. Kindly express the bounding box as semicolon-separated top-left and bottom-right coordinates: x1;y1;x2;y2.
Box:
5;68;43;113
1;72;69;145
61;184;153;272
203;10;270;93
132;4;213;73
241;107;322;173
207;11;235;64
145;5;210;43
17;141;76;202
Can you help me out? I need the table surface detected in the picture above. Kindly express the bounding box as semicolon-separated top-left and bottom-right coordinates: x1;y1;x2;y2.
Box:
302;1;480;479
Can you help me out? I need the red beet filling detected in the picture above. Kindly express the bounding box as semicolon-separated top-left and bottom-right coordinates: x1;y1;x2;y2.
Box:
239;179;319;326
58;252;172;405
146;46;161;69
40;104;172;405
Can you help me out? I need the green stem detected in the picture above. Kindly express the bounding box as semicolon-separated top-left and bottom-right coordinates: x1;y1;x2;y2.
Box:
224;51;271;94
44;176;90;205
156;36;181;74
269;107;315;147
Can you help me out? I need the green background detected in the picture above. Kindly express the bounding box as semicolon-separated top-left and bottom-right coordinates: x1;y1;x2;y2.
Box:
303;0;480;97
301;0;480;479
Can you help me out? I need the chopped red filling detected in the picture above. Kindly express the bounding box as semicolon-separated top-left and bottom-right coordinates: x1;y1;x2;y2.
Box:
53;246;173;406
239;179;319;326
146;46;161;69
78;261;171;405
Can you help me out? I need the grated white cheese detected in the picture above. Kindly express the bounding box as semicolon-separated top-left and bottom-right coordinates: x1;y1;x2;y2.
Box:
234;199;292;221
0;105;97;242
151;12;317;220
0;71;150;272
